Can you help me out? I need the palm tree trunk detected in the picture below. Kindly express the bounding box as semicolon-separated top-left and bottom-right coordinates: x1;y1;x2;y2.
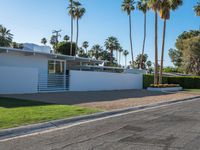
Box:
140;13;147;69
159;19;167;84
116;51;118;64
70;14;73;56
154;12;158;85
129;14;134;63
119;52;121;65
76;18;79;53
110;50;113;65
125;56;127;67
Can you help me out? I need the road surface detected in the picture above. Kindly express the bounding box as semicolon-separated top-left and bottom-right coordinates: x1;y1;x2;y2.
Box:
1;98;200;150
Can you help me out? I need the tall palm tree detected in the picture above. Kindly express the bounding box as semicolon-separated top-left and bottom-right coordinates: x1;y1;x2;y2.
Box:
0;25;13;47
68;0;75;55
194;2;200;16
121;0;135;63
159;0;183;84
148;0;161;85
118;46;124;65
123;50;129;67
104;36;120;65
74;1;86;53
82;41;89;54
41;38;47;45
137;0;149;69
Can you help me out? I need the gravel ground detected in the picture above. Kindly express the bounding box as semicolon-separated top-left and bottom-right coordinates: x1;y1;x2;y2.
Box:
1;90;199;111
77;91;200;110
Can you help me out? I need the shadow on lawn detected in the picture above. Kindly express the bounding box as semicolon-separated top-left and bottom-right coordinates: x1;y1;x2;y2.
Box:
0;97;51;108
0;90;172;105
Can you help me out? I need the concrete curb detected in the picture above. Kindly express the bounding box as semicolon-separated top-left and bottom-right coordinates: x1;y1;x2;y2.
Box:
0;95;200;141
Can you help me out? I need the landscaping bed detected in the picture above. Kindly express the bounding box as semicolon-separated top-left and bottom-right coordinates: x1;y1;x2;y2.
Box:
147;84;183;92
0;97;100;130
143;74;200;89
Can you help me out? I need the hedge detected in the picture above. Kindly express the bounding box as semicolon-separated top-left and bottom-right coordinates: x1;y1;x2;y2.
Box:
143;74;200;89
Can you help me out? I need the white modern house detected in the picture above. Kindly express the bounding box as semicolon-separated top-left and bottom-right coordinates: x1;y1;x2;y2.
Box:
0;45;144;94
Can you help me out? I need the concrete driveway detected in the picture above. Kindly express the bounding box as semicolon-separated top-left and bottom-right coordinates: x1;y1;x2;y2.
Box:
1;98;200;150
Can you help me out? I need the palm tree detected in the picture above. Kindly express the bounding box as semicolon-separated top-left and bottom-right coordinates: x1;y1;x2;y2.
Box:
148;0;161;85
90;44;103;60
146;60;152;69
194;2;200;16
41;38;47;45
137;0;149;69
74;1;86;53
159;0;183;84
121;0;135;63
118;46;124;65
104;36;120;65
82;41;89;54
64;35;70;42
123;50;129;67
0;25;13;47
68;0;76;55
78;47;85;57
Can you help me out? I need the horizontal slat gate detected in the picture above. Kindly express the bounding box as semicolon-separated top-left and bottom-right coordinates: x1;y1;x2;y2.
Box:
38;74;69;92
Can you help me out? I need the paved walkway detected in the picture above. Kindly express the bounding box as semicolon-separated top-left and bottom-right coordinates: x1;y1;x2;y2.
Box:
1;98;200;150
1;90;199;110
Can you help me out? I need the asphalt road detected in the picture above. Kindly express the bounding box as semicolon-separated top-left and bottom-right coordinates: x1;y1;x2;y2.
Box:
1;98;200;150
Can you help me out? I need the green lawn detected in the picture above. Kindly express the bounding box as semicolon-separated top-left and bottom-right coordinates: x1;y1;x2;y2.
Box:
184;89;200;93
0;97;100;130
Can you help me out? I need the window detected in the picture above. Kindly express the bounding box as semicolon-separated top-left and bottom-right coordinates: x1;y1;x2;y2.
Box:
48;60;64;74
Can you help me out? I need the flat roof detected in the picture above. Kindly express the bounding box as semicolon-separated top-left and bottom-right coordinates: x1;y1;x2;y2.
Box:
0;47;104;64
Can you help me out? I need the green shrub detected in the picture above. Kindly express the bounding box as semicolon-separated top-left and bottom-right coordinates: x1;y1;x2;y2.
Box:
143;74;200;89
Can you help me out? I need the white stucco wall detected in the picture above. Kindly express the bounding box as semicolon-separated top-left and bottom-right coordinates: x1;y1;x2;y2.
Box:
0;52;48;74
69;70;143;91
0;67;38;94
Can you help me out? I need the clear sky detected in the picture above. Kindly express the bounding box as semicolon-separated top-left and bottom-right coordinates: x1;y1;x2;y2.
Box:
0;0;199;66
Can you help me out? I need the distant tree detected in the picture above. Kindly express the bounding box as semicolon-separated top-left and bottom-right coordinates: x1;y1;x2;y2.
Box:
169;30;200;75
78;47;88;57
41;38;47;45
137;0;149;69
99;50;111;62
168;48;182;67
89;44;103;60
118;46;124;65
82;41;89;54
55;41;76;56
134;54;148;69
123;50;129;67
146;60;152;69
64;35;70;42
194;1;200;16
12;42;23;49
74;1;86;53
122;0;135;63
0;25;13;47
105;36;120;64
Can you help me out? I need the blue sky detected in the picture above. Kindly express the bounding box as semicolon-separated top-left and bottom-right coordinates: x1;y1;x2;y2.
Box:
0;0;199;66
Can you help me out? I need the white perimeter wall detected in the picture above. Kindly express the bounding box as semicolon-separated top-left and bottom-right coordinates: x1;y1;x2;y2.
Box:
0;67;38;94
70;70;143;91
0;52;48;74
